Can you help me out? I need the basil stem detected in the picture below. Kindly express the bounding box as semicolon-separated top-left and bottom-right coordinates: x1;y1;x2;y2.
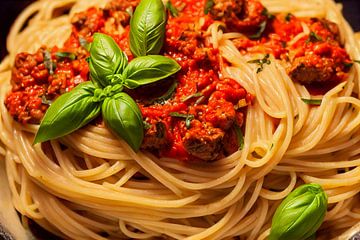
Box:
181;92;203;102
301;98;322;105
130;0;166;57
89;33;128;87
269;183;328;240
122;55;180;89
34;82;101;144
102;92;144;151
247;54;271;73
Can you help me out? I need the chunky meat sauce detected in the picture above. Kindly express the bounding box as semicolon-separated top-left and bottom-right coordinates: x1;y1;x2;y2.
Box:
5;0;352;161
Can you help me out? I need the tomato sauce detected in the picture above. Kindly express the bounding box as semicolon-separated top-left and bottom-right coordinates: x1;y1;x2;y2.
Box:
5;0;352;161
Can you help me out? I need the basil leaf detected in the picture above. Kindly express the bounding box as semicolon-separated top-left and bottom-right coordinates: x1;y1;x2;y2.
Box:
204;0;214;14
248;21;267;39
234;125;244;150
181;92;203;102
122;55;180;89
269;183;328;240
301;98;322;105
89;33;128;87
129;0;166;57
166;0;179;17
79;37;91;51
55;52;76;60
34;82;101;144
102;92;144;151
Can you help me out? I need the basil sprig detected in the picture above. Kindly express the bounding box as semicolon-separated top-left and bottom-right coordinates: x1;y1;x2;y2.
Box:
269;183;328;240
130;0;166;57
34;0;180;152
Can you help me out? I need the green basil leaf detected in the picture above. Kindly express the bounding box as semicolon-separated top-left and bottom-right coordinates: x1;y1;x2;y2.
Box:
89;33;128;87
269;183;328;240
166;0;179;17
43;50;56;75
122;55;180;89
234;125;244;150
204;0;214;14
129;0;166;57
102;92;144;151
34;82;101;144
301;98;322;105
248;21;267;39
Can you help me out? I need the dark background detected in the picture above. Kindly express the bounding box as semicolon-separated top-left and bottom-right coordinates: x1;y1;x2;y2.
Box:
0;0;360;61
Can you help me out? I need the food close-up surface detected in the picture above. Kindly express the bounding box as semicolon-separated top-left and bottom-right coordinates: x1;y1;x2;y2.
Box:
0;0;360;239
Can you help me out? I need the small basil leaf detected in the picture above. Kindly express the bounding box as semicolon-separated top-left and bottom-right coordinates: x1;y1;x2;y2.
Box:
166;0;179;17
129;0;166;57
301;98;322;105
102;92;144;151
122;55;180;88
248;21;267;39
269;183;328;240
204;0;214;14
89;33;128;87
34;82;101;144
234;125;244;150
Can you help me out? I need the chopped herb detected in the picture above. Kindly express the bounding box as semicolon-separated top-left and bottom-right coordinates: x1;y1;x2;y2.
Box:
79;37;91;51
285;13;293;22
169;112;194;129
166;0;179;17
348;103;353;110
125;6;133;17
281;41;287;48
301;98;322;105
195;95;205;105
262;8;275;20
181;92;203;102
234;125;244;150
306;32;323;44
204;0;214;15
43;50;56;75
55;52;76;60
249;21;267;39
41;95;53;105
247;54;271;73
270;143;274;150
85;57;90;63
150;80;177;104
343;62;353;68
143;121;152;130
354;60;360;64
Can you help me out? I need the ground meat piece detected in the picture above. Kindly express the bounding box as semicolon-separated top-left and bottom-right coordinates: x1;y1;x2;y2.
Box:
104;0;139;13
71;8;104;37
210;0;244;19
142;121;169;150
288;55;335;84
183;121;224;161
210;0;267;33
309;18;341;43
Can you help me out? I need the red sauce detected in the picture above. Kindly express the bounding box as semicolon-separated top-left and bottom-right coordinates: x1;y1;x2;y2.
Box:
4;0;352;161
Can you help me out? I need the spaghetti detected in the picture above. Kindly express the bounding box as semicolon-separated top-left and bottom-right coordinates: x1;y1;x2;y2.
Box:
0;0;360;239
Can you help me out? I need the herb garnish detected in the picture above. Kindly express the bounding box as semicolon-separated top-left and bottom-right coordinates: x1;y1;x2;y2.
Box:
306;32;323;44
181;92;203;102
248;21;267;39
285;13;293;22
262;8;274;20
166;0;179;17
354;60;360;64
34;0;181;152
234;125;244;150
55;52;76;60
169;112;194;129
301;98;322;105
204;0;214;15
247;54;271;73
149;79;177;104
43;50;55;75
79;37;91;51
